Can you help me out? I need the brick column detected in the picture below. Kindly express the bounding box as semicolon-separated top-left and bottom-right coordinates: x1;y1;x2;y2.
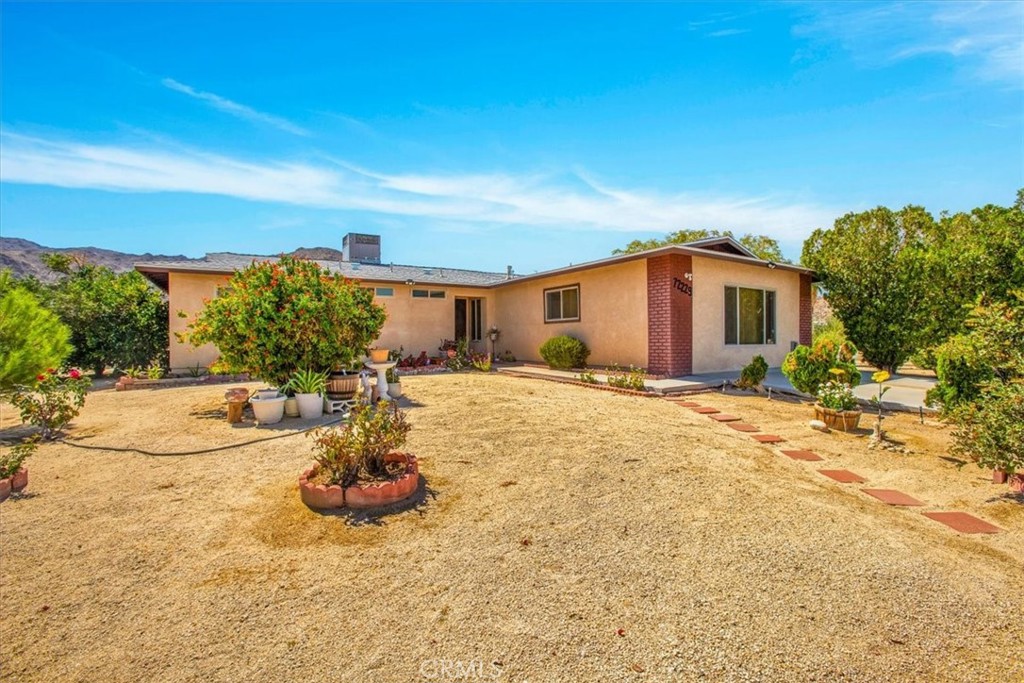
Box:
647;254;693;377
799;273;813;346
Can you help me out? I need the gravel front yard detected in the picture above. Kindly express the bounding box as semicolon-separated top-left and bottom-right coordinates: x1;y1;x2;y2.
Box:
1;374;1021;682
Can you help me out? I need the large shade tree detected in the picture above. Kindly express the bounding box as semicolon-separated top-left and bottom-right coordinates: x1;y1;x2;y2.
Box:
40;254;168;375
613;229;788;261
184;255;387;386
801;206;932;372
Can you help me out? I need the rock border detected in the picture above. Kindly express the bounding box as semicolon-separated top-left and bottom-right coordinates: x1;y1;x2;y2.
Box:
299;454;420;510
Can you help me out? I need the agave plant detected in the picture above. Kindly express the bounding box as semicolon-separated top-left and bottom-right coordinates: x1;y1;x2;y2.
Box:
285;368;328;395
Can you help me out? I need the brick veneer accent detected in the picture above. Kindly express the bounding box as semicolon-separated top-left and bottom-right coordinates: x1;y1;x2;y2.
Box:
646;254;693;376
799;273;813;346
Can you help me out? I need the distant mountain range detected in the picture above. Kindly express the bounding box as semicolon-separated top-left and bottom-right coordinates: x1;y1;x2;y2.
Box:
0;237;345;282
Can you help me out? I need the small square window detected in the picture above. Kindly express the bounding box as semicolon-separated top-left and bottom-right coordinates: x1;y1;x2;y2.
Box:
724;286;776;345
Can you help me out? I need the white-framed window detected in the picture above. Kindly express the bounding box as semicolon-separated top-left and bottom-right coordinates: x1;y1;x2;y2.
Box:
725;286;776;345
544;284;580;323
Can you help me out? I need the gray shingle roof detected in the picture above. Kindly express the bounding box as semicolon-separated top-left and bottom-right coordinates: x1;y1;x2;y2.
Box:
135;252;512;287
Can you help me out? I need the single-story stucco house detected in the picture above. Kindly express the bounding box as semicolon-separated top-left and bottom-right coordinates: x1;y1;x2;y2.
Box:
136;233;813;377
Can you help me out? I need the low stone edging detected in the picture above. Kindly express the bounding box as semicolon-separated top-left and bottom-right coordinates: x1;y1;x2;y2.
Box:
499;370;658;398
115;374;251;391
299;454;420;510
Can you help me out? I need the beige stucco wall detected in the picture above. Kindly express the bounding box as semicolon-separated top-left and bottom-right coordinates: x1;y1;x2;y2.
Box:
167;272;494;370
493;260;649;367
691;256;802;373
370;283;494;358
168;272;233;371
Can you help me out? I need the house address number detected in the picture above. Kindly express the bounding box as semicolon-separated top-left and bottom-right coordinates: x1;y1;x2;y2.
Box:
672;273;693;296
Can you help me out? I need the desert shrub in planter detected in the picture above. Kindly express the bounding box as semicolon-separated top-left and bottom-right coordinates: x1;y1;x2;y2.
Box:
8;368;91;439
782;337;860;396
540;335;590;370
736;355;768;390
307;400;412;487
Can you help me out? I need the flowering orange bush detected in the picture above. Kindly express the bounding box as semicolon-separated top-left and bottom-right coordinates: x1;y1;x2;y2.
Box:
183;256;386;386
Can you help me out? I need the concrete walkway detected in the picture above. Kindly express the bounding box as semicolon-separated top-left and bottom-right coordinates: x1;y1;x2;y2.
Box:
495;365;936;412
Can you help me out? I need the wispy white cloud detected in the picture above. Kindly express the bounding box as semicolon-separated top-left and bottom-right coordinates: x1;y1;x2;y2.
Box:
161;78;310;136
0;131;838;241
708;28;751;38
793;1;1024;86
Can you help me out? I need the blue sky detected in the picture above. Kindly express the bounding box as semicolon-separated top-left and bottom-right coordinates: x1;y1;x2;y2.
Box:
1;2;1021;273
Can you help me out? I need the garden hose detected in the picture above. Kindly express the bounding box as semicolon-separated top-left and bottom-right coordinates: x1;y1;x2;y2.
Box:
56;415;347;457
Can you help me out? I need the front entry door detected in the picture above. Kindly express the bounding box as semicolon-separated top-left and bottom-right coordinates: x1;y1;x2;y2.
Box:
454;298;468;341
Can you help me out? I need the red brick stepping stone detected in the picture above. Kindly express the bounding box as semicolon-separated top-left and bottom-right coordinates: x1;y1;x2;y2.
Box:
861;489;924;506
922;512;1001;534
672;401;701;407
709;414;741;422
818;469;866;484
752;434;785;443
780;450;824;462
690;407;720;414
727;423;760;432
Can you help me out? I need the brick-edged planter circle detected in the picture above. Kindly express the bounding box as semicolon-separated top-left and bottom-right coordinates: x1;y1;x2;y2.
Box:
11;467;28;492
299;453;419;510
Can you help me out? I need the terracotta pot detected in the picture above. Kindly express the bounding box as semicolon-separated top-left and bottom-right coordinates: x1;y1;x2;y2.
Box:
0;477;10;503
369;349;390;363
298;466;345;509
814;405;863;432
284;397;300;417
295;393;323;420
11;467;28;492
993;469;1008;484
223;387;249;403
1010;473;1024;493
446;349;457;359
345;453;419;509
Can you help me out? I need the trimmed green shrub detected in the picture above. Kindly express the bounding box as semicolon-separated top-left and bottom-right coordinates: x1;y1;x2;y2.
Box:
782;337;860;396
539;335;590;370
736;355;768;389
925;335;993;409
949;380;1024;475
184;256;386;386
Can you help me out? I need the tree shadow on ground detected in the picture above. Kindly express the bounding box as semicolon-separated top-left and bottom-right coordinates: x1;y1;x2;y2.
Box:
986;491;1024;505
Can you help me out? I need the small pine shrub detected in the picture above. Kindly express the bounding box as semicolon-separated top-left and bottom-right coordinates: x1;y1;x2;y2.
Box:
736;355;768;389
539;335;590;370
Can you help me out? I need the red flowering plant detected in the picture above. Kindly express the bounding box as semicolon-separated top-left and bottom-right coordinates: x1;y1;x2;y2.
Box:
9;367;91;439
181;256;387;387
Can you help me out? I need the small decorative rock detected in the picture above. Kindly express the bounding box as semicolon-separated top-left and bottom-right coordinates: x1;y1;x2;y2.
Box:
809;419;829;432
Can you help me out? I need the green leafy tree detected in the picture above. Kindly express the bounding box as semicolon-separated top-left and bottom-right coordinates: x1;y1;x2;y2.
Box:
801;206;933;372
184;255;387;386
914;191;1024;366
613;229;787;261
0;270;71;391
39;254;168;375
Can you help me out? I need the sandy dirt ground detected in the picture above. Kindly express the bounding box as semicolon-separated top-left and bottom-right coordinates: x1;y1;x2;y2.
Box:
1;374;1021;683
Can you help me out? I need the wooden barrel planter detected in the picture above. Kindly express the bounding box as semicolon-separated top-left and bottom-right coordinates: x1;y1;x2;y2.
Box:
326;372;360;400
814;405;863;432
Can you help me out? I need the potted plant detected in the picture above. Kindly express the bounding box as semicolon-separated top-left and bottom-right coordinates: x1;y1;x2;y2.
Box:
0;438;38;502
368;347;390;363
385;367;402;398
283;389;300;418
300;400;419;509
285;368;328;420
250;389;286;424
815;379;863;431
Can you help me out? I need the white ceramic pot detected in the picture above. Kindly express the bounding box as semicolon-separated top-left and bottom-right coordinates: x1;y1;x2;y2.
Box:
250;394;286;424
295;393;323;419
387;382;403;399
